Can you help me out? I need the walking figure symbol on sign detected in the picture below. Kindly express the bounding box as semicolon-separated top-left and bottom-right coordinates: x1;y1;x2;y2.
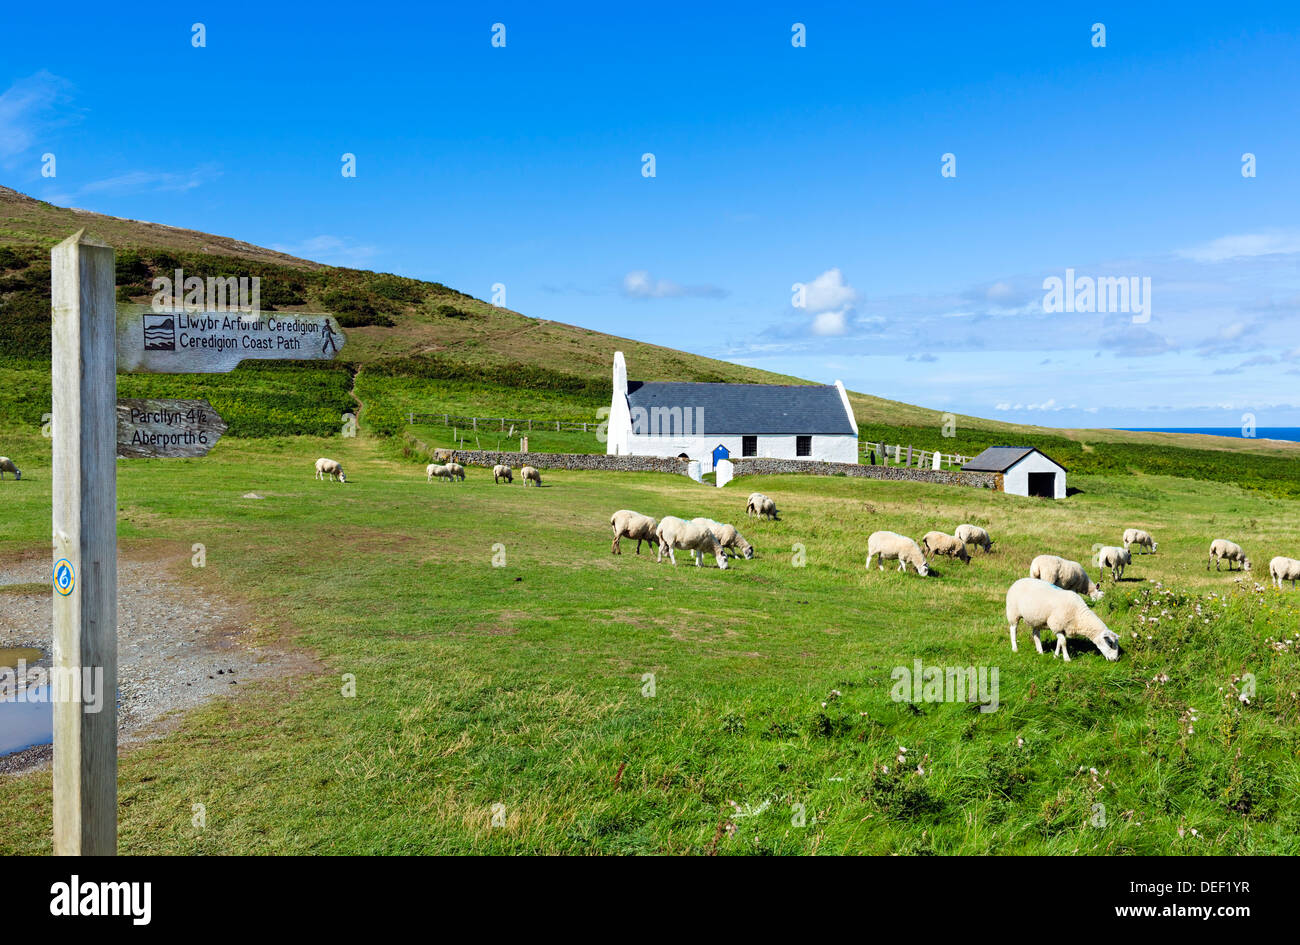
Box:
321;322;339;355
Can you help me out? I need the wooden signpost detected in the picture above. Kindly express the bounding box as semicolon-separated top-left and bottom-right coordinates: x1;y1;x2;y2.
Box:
50;231;344;855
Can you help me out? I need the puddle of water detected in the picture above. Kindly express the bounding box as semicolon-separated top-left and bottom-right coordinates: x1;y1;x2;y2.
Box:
0;648;43;670
0;685;54;755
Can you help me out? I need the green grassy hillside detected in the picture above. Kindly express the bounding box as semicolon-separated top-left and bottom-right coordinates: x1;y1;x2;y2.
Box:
5;185;1297;460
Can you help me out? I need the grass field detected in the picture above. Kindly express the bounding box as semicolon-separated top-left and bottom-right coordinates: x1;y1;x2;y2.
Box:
2;428;1298;854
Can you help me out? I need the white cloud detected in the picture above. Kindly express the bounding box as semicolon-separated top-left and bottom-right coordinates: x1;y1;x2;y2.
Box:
622;270;726;299
1178;231;1300;263
80;164;221;196
799;267;859;312
811;309;847;335
0;71;71;162
271;235;381;266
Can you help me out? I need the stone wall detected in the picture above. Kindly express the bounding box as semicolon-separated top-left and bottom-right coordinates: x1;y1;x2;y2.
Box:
728;457;1003;490
405;434;1002;490
405;436;692;476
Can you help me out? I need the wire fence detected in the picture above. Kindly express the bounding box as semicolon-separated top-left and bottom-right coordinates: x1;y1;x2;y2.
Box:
406;413;598;433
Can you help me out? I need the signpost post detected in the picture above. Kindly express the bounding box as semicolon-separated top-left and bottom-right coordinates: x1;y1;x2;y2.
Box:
51;230;118;856
49;231;346;855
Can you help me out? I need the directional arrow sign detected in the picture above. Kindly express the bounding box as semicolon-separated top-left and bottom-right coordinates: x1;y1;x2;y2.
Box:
117;305;345;373
116;398;228;458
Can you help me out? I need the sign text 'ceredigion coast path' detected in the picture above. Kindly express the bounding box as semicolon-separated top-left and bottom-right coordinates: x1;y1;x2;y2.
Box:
117;307;346;374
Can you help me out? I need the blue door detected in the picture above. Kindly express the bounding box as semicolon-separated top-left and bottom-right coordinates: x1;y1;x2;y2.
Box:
711;444;730;466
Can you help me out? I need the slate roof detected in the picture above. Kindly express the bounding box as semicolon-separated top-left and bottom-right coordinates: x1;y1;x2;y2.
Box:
962;446;1068;472
625;381;855;435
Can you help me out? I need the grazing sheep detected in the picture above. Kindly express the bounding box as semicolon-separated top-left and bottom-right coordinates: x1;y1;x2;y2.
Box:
611;509;658;555
433;448;456;463
426;463;455;483
1207;539;1251;572
1029;554;1102;601
1005;577;1120;662
1269;556;1300;590
1123;528;1158;554
314;457;346;482
690;518;754;560
492;464;513;484
1095;545;1132;582
656;516;729;569
921;531;970;565
746;492;778;520
0;456;20;480
445;462;466;482
954;523;993;553
865;531;929;577
521;465;542;487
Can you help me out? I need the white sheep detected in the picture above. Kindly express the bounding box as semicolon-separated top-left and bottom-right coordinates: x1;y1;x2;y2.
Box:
521;465;542;487
656;516;729;569
954;523;993;553
1207;539;1251;572
921;531;970;565
1095;545;1132;582
0;456;20;480
865;531;929;577
611;509;658;555
1005;577;1120;662
492;464;513;484
1268;556;1300;590
1123;528;1158;554
746;492;778;520
1028;554;1102;600
690;518;754;560
315;457;346;482
426;463;454;483
445;461;466;481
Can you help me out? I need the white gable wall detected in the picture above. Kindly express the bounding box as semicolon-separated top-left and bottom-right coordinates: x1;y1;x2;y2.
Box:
606;352;633;456
625;432;858;465
1003;451;1067;498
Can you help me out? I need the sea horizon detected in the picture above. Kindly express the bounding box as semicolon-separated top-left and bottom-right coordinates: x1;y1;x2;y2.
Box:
1116;427;1300;443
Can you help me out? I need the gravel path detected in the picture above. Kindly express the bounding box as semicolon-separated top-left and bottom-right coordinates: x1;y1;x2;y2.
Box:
0;549;309;775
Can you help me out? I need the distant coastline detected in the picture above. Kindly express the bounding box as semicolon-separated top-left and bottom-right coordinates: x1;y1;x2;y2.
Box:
1117;427;1300;443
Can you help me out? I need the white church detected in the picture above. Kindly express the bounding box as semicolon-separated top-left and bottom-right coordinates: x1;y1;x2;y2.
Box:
604;352;859;465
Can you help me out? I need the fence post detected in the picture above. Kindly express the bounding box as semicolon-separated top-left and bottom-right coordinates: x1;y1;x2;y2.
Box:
50;230;118;855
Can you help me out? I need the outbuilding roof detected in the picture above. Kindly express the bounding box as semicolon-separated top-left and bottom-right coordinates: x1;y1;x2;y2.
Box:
961;445;1068;472
625;381;855;435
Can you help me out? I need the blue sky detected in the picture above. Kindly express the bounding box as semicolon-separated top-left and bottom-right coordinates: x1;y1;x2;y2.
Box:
3;2;1300;428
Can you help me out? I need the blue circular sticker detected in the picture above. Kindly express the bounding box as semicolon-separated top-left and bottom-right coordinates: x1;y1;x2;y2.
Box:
53;559;75;596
